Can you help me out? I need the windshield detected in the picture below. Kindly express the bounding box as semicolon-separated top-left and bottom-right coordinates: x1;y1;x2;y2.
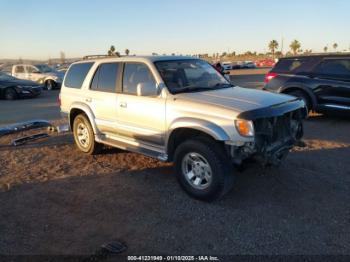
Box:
35;64;54;73
0;72;17;81
155;59;232;94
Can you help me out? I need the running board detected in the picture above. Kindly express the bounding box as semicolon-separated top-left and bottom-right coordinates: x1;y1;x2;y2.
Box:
96;134;168;162
319;104;350;111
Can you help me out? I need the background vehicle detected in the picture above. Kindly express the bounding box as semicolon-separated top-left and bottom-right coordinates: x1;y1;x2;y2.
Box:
0;72;41;100
241;61;257;69
222;62;232;71
9;64;64;90
255;58;276;68
60;56;305;201
264;54;350;114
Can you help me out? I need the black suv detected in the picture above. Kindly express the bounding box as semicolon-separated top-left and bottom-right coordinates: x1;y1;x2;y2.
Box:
263;54;350;114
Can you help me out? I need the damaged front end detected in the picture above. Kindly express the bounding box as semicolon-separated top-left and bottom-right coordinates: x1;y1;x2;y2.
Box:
229;99;306;166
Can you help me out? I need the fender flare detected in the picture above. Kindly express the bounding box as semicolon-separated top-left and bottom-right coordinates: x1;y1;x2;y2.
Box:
69;103;99;135
166;117;230;145
280;85;317;108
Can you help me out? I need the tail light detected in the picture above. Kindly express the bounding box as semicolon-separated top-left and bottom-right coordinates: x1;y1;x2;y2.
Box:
58;93;61;107
264;72;278;83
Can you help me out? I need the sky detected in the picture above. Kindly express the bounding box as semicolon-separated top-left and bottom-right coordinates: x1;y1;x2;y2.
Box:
1;0;350;60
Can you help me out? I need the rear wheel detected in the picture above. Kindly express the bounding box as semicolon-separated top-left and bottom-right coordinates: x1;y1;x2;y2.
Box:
4;88;17;100
73;114;102;155
174;138;235;201
288;90;311;115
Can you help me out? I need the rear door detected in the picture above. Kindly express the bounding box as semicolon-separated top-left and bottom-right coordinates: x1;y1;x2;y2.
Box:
312;58;350;107
86;62;121;134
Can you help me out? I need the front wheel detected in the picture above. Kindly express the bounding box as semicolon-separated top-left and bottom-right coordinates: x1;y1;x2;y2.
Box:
174;138;235;201
4;88;18;100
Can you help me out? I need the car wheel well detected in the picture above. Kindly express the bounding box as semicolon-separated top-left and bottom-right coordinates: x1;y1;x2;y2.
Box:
167;128;222;161
282;88;312;109
69;109;87;131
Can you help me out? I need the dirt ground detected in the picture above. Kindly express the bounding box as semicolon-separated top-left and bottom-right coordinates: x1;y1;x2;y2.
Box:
0;72;350;258
0;114;350;257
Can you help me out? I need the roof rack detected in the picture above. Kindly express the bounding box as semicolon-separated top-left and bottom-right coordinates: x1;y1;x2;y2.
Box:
82;55;122;60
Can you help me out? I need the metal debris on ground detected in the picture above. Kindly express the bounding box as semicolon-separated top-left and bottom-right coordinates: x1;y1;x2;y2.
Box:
0;120;52;137
82;241;127;262
12;133;50;146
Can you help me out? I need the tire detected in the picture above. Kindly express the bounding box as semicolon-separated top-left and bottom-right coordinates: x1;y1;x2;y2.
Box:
174;138;235;201
73;114;102;155
4;88;18;100
288;90;311;115
45;80;56;90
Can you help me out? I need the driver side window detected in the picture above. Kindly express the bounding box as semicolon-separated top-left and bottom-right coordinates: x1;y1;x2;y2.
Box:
122;63;156;95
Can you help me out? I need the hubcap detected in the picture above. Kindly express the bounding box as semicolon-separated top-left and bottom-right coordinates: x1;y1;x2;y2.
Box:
181;152;212;190
76;122;90;148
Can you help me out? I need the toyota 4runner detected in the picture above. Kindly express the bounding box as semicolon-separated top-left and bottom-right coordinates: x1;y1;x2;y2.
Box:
60;56;306;201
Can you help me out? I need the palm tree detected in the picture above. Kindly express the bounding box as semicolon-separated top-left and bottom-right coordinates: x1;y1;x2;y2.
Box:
333;43;338;51
125;49;130;56
108;45;116;56
324;46;328;53
268;40;279;59
290;40;301;55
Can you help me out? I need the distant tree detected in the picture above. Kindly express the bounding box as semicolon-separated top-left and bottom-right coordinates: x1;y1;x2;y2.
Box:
268;40;279;59
18;57;23;64
333;43;338;51
290;40;301;55
171;53;175;56
108;45;120;56
324;46;328;53
221;52;227;57
152;52;158;56
125;49;130;56
60;51;66;64
48;58;53;65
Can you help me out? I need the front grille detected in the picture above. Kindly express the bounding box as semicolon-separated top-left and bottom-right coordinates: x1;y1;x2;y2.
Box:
253;109;303;151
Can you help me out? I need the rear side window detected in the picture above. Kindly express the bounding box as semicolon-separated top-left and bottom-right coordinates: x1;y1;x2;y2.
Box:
273;59;308;73
314;59;350;77
90;63;119;92
64;62;93;88
15;66;24;73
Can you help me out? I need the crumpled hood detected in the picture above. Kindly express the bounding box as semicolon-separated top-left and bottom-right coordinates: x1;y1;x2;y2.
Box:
174;87;296;113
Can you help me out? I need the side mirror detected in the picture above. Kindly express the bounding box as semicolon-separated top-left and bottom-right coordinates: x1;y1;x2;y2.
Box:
137;82;158;96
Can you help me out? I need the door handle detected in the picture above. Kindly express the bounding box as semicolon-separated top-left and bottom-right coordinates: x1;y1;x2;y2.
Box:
120;101;127;108
85;98;92;103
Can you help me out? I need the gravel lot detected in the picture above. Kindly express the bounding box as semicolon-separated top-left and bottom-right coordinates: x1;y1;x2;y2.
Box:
0;69;349;258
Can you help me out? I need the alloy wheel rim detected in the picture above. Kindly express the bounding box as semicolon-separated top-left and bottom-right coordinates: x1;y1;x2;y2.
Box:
76;122;90;148
181;152;212;190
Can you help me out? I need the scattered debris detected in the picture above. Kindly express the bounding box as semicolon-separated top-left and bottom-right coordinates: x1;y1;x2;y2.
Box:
83;241;127;261
12;133;50;146
47;123;69;133
0;120;52;137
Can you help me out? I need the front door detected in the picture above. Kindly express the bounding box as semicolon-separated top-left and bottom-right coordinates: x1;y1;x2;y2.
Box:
116;62;166;146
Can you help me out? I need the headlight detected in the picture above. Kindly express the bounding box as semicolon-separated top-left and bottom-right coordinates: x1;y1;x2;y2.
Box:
235;119;254;137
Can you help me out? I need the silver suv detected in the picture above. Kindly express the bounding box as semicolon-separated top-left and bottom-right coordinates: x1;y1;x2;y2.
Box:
60;56;305;201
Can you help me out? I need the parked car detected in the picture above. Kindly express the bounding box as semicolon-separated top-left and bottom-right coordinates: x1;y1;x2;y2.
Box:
255;58;276;68
0;72;41;100
264;54;350;114
241;61;257;69
8;64;64;90
222;62;232;71
60;56;305;201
